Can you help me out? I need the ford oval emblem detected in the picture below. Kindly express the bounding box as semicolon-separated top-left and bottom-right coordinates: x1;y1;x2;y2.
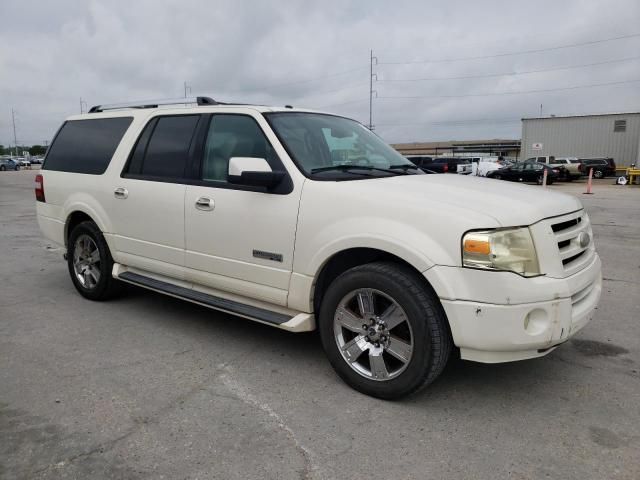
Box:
578;232;591;248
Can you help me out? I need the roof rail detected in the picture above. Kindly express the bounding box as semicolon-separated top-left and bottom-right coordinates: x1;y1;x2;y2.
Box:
88;96;220;113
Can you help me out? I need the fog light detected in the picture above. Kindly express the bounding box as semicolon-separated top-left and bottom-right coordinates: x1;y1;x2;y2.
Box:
524;309;549;336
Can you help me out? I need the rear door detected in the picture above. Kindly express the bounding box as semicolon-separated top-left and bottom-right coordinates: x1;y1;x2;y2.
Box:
184;113;299;306
109;114;203;279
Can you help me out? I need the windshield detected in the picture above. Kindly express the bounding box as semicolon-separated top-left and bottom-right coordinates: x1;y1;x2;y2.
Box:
265;112;418;178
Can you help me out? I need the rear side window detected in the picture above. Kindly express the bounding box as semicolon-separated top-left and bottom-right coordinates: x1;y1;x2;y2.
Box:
43;117;133;174
124;115;200;179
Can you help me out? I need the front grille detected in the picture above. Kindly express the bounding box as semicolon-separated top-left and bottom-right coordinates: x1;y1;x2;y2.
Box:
551;217;581;233
562;251;586;266
550;211;594;275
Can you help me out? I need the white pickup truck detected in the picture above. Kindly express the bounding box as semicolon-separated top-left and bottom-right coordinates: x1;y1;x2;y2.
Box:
36;97;602;398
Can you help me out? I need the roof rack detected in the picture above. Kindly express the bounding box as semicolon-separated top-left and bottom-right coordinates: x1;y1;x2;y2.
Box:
88;96;220;113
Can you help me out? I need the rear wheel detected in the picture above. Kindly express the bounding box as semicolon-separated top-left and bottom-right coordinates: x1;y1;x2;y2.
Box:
493;174;502;180
0;165;5;171
536;174;544;185
15;165;20;171
318;262;451;399
67;221;121;300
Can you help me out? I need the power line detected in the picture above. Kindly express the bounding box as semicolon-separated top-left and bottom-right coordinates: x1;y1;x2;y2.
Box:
378;56;640;83
294;81;368;100
378;78;640;100
255;65;368;91
377;117;522;127
315;98;369;109
378;32;640;65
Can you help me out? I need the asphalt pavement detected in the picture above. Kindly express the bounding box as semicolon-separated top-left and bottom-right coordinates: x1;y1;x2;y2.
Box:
1;169;639;479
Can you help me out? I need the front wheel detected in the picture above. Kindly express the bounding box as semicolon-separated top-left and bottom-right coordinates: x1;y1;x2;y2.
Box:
593;170;604;179
67;221;121;300
15;165;20;171
318;262;452;399
492;174;502;180
0;165;5;171
536;175;544;185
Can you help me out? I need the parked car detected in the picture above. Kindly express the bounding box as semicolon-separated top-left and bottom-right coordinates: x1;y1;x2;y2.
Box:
36;97;601;399
474;158;511;177
425;157;472;174
487;162;560;184
404;155;435;173
526;156;580;181
580;158;615;178
17;158;31;169
0;158;20;171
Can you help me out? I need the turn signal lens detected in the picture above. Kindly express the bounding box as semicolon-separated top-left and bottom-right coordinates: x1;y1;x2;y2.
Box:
463;237;490;255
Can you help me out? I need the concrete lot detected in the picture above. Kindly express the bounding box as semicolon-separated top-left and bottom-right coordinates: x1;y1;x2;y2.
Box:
1;169;639;480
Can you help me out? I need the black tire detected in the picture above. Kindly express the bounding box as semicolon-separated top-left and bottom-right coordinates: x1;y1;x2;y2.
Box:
492;174;501;180
536;175;543;185
593;170;604;179
15;165;20;171
67;221;121;300
318;262;452;399
0;165;5;171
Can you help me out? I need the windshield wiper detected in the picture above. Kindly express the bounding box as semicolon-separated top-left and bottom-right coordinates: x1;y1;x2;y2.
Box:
388;164;419;170
310;165;409;175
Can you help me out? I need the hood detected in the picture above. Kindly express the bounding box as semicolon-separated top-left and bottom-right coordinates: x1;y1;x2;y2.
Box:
338;173;583;227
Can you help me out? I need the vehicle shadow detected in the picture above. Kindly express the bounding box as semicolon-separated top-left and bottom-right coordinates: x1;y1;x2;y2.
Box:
113;283;592;409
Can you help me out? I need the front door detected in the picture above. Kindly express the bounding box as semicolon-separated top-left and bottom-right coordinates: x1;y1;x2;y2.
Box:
184;113;300;306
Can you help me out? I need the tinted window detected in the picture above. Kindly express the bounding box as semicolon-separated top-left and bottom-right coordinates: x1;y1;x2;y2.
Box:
44;117;133;174
139;115;199;178
202;115;278;183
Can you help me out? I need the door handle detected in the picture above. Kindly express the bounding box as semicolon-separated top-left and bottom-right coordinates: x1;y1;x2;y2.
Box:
114;187;128;199
195;196;214;211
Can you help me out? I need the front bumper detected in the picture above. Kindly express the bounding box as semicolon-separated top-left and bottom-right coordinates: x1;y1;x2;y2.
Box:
426;254;602;363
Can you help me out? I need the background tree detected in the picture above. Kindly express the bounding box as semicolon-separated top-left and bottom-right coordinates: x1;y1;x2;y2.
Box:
29;145;47;156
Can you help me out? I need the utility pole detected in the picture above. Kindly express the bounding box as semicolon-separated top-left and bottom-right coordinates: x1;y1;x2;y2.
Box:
184;81;191;98
540;104;543;117
368;50;377;130
11;109;18;157
80;97;87;114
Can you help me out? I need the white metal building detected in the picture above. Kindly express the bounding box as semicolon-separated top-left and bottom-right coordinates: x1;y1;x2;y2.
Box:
521;112;640;166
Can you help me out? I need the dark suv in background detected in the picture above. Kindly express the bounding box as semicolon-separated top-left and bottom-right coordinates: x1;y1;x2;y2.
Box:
405;156;471;173
580;158;616;178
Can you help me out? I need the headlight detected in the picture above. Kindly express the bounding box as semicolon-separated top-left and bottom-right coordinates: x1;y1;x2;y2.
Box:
462;227;540;277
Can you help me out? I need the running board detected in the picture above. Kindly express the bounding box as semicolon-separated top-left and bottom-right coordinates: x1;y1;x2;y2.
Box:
118;271;292;325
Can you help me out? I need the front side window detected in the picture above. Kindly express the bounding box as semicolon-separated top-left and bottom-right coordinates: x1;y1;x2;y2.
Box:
201;115;278;183
266;113;418;179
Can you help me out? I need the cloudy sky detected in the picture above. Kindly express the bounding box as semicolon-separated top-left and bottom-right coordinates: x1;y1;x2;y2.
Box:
1;0;639;147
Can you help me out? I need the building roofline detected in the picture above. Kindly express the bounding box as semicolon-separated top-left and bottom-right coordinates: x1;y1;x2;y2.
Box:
522;111;640;121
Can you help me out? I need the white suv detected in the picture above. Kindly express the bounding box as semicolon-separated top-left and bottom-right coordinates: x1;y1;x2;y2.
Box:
36;97;602;398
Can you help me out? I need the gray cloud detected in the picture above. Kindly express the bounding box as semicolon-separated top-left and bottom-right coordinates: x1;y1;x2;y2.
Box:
1;0;639;147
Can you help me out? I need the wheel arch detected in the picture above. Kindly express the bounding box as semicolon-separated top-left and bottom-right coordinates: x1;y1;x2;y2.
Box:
312;247;440;316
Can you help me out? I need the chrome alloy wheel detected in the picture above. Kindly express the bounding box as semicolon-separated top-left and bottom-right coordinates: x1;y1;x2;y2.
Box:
333;288;414;381
72;234;101;289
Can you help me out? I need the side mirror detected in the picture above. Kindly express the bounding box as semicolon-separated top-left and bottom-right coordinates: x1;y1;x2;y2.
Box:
227;157;285;189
